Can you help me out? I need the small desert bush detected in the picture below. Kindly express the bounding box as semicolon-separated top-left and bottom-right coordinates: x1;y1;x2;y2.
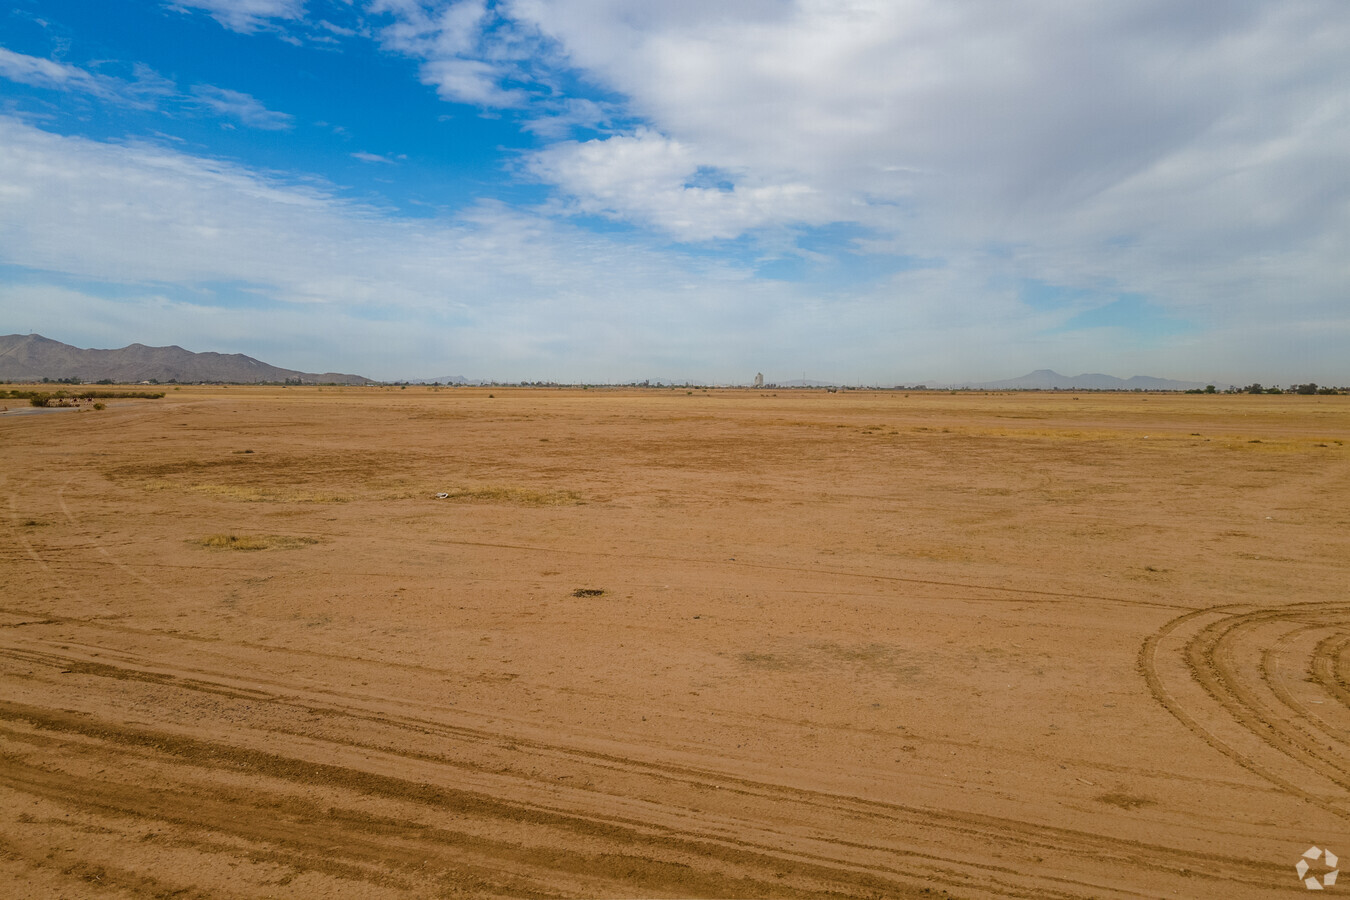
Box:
3;389;164;403
26;393;75;407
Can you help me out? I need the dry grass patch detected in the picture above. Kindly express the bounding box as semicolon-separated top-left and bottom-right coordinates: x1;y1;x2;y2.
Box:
187;484;351;503
435;485;582;506
1094;792;1156;811
1217;437;1347;453
739;651;791;670
140;479;350;502
192;534;321;551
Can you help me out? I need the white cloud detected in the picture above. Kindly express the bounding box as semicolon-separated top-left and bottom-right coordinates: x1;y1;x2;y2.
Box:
0;47;294;131
0;115;1117;383
2;114;1306;385
488;1;1349;329
0;117;806;380
364;1;1350;321
168;0;305;33
190;85;294;130
371;0;536;106
522;97;615;139
1;3;1343;384
0;46;113;95
418;55;524;106
527;129;836;241
0;46;173;108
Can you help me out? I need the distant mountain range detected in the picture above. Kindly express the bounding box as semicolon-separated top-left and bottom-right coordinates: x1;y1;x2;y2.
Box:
759;371;1226;390
954;369;1228;391
0;336;1233;391
0;334;372;385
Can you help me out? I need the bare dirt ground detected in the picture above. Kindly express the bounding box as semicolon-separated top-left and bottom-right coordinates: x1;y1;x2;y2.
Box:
2;386;1348;898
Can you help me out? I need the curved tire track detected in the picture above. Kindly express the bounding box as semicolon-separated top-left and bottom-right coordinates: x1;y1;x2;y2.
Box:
1140;602;1350;820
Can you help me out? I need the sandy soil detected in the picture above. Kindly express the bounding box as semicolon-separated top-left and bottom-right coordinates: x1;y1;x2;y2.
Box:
2;385;1348;898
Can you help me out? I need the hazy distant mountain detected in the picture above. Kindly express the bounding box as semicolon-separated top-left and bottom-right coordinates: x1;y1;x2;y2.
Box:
0;334;372;385
958;369;1223;391
405;375;473;384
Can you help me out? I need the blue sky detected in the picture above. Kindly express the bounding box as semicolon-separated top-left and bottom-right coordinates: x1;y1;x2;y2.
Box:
1;1;1346;383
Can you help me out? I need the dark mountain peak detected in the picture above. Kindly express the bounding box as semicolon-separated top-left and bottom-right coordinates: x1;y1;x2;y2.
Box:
0;334;371;385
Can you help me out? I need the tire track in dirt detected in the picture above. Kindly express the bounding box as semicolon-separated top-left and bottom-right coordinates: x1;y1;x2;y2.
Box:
1139;602;1350;820
0;746;596;899
423;537;1193;611
0;699;1026;899
0;619;1266;797
1;478;72;591
0;642;1288;898
1;531;1190;612
55;478;164;593
7;395;1342;897
1192;606;1350;796
1310;631;1350;706
1260;626;1350;769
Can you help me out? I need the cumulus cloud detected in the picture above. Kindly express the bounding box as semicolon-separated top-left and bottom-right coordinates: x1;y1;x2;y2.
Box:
365;2;1349;314
527;129;836;241
438;0;1348;333
370;0;537;106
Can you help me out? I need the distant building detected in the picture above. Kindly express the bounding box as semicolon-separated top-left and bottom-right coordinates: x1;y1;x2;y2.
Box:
753;372;764;388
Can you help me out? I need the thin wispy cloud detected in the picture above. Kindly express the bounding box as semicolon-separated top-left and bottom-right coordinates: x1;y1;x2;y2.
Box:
190;85;293;130
0;46;172;108
167;0;305;34
0;46;293;131
0;46;114;95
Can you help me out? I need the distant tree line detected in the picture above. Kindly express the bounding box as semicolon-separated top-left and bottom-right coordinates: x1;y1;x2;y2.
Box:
2;388;166;407
1231;383;1342;395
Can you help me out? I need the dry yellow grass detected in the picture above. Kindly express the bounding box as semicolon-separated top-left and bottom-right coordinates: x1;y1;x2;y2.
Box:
192;533;320;550
139;479;351;503
433;484;582;505
185;483;351;503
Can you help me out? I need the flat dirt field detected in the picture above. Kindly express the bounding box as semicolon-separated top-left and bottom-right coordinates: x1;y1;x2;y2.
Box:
2;386;1348;898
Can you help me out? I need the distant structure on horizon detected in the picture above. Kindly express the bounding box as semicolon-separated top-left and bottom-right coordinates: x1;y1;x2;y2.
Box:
753;372;764;388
